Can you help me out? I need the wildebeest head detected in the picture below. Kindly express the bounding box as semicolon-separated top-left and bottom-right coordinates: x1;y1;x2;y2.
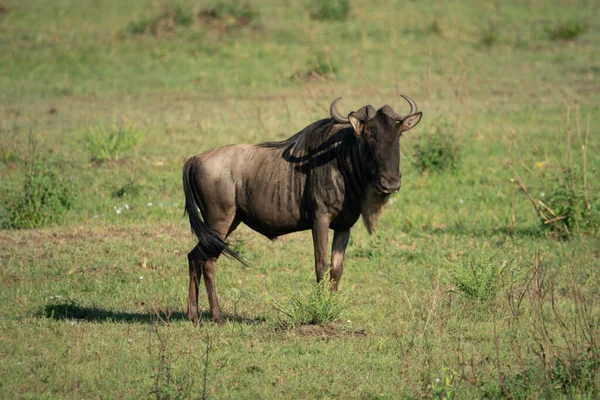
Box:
330;95;422;195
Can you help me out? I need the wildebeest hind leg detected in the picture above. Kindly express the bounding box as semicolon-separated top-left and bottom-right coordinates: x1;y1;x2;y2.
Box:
330;229;350;291
187;246;203;322
203;215;240;325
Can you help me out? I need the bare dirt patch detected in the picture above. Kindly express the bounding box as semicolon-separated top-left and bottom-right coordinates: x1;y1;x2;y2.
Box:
0;223;189;250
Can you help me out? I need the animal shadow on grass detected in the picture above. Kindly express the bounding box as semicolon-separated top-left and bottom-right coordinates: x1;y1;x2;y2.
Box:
42;302;266;325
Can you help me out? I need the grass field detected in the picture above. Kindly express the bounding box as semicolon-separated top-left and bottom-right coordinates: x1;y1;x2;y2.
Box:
1;0;599;398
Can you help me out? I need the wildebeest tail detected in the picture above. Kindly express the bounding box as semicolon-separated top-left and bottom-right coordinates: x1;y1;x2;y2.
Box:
182;160;246;265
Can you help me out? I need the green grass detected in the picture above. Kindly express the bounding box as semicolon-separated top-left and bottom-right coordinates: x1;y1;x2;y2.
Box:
1;0;599;398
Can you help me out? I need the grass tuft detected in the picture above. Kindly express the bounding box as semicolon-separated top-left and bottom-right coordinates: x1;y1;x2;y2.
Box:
446;246;507;301
271;278;349;327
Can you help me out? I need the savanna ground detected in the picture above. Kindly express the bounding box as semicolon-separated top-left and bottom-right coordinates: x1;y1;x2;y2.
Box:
1;0;599;398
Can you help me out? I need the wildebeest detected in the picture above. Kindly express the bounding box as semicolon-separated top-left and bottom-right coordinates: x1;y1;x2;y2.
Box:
183;95;422;323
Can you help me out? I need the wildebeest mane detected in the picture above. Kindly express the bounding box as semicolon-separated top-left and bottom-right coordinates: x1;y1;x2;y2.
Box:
258;118;334;152
259;117;380;230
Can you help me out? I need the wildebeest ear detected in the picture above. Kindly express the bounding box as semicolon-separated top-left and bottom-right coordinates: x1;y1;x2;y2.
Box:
398;112;422;132
348;114;363;136
348;105;376;135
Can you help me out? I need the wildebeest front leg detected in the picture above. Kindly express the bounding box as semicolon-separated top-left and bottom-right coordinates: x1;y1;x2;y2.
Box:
330;229;350;291
312;218;330;283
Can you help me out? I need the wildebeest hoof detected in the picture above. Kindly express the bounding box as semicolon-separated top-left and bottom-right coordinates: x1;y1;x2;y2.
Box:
187;308;199;323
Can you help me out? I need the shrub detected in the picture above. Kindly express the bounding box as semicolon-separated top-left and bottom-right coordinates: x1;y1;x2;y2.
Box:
446;246;507;301
201;2;256;21
82;122;145;163
307;0;350;21
198;2;258;28
272;278;348;326
412;117;460;173
127;6;193;36
2;161;74;229
546;20;587;41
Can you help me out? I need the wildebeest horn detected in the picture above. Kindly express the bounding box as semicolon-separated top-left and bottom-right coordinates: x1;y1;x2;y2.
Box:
397;94;418;121
383;94;419;121
330;97;350;124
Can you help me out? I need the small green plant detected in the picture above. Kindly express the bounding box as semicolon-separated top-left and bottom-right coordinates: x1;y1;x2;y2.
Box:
546;20;587;41
272;278;349;326
412;117;460;173
82;122;145;163
446;246;507;301
307;0;350;21
2;161;74;229
427;369;456;399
